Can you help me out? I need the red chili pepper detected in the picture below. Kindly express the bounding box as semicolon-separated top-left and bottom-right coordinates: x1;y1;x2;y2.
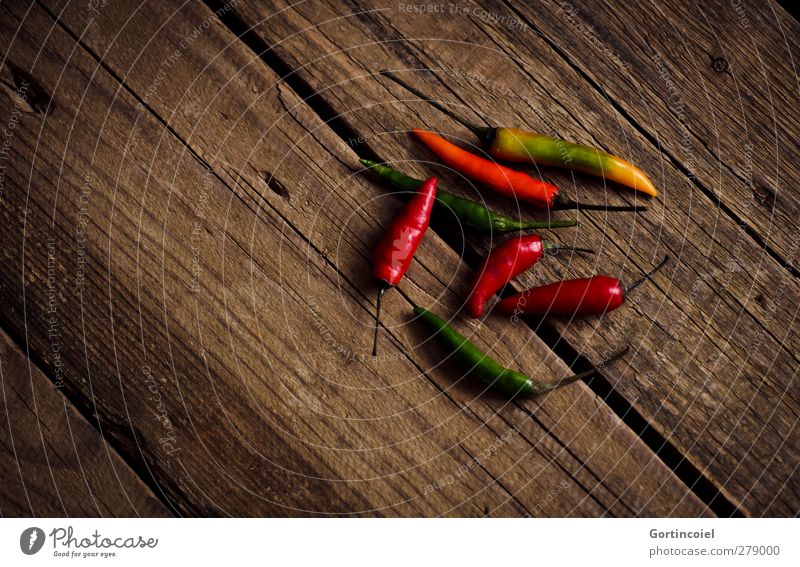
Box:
497;256;670;318
372;176;438;355
466;235;594;318
412;129;642;212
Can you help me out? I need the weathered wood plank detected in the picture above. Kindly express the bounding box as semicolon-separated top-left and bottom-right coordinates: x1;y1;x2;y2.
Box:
0;3;525;517
508;0;800;269
2;0;708;515
221;0;800;515
0;328;170;517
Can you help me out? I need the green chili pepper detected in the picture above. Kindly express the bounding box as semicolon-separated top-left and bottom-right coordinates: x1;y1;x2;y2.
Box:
361;159;577;233
414;307;628;398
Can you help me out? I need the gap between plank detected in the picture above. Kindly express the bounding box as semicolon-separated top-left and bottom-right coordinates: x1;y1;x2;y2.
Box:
204;0;743;517
0;320;180;516
776;0;800;22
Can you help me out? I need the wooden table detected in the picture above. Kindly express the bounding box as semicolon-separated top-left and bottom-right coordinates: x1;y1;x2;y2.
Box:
1;0;797;517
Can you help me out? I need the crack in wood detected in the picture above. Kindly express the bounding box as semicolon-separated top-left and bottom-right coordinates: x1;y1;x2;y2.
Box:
0;322;174;516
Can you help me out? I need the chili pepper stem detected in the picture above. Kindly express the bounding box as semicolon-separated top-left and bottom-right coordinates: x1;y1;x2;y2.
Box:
512;218;578;231
623;255;670;295
532;347;630;394
552;193;645;212
372;285;388;356
542;241;595;256
379;69;496;145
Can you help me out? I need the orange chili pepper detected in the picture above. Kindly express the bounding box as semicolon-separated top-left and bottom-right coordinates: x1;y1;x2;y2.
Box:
412;129;557;207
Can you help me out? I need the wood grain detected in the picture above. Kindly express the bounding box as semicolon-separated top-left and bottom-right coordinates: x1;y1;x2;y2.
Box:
0;328;170;517
220;0;800;515
0;0;708;516
509;0;800;268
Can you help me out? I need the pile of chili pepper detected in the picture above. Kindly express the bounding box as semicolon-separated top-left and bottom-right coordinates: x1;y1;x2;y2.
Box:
364;70;666;399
